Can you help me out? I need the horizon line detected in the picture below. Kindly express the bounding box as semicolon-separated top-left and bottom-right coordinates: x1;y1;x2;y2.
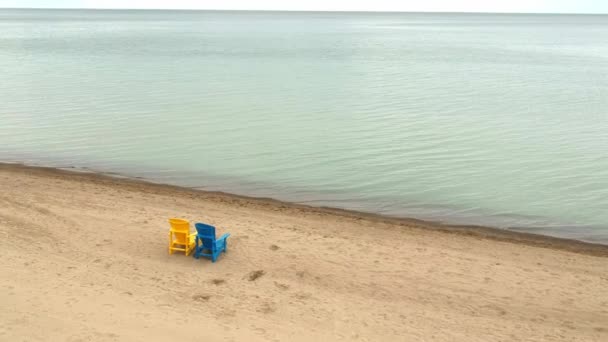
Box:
2;7;607;16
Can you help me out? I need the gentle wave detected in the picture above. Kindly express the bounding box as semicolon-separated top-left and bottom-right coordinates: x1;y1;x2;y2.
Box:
1;9;607;243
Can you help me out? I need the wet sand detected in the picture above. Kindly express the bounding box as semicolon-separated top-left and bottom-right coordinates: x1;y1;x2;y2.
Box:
1;163;607;341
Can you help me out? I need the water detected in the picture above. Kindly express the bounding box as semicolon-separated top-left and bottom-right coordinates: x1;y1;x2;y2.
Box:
1;9;607;243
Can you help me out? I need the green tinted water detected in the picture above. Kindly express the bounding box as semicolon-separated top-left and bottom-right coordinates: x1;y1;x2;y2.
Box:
1;9;607;242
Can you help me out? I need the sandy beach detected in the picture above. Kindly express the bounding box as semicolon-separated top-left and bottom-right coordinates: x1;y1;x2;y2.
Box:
1;163;607;341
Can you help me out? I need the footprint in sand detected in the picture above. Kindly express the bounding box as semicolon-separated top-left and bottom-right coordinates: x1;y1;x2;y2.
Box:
192;294;210;302
211;279;225;285
274;282;289;290
257;302;276;314
294;292;312;300
248;270;265;281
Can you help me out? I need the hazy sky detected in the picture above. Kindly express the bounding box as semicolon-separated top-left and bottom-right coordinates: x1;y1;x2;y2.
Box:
1;0;607;14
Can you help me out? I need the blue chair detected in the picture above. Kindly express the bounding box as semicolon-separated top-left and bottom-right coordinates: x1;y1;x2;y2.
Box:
193;223;230;262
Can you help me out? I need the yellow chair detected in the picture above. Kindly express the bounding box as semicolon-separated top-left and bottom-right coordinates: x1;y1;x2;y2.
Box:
168;218;196;256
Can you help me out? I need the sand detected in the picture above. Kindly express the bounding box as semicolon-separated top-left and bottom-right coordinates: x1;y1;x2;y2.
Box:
0;163;607;342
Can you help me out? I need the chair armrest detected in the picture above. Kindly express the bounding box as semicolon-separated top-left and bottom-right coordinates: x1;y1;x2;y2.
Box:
217;233;230;241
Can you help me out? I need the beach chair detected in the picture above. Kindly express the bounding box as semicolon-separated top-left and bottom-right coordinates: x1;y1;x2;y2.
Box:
193;222;230;262
168;218;196;256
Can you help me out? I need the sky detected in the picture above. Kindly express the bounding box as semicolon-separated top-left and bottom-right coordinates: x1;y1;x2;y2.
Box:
1;0;607;14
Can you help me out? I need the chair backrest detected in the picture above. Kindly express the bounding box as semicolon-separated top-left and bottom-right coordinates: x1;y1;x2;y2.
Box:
195;223;216;250
169;218;191;244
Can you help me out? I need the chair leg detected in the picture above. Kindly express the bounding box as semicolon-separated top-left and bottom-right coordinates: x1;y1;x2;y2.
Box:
194;244;201;259
168;233;173;254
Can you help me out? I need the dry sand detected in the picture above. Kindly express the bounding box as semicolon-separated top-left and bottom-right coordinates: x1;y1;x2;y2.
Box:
1;163;607;341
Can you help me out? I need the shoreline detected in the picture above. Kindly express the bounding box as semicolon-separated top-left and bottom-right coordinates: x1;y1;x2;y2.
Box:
2;162;607;257
2;161;607;341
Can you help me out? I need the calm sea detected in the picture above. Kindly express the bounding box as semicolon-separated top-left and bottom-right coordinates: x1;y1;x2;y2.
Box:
1;9;607;242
